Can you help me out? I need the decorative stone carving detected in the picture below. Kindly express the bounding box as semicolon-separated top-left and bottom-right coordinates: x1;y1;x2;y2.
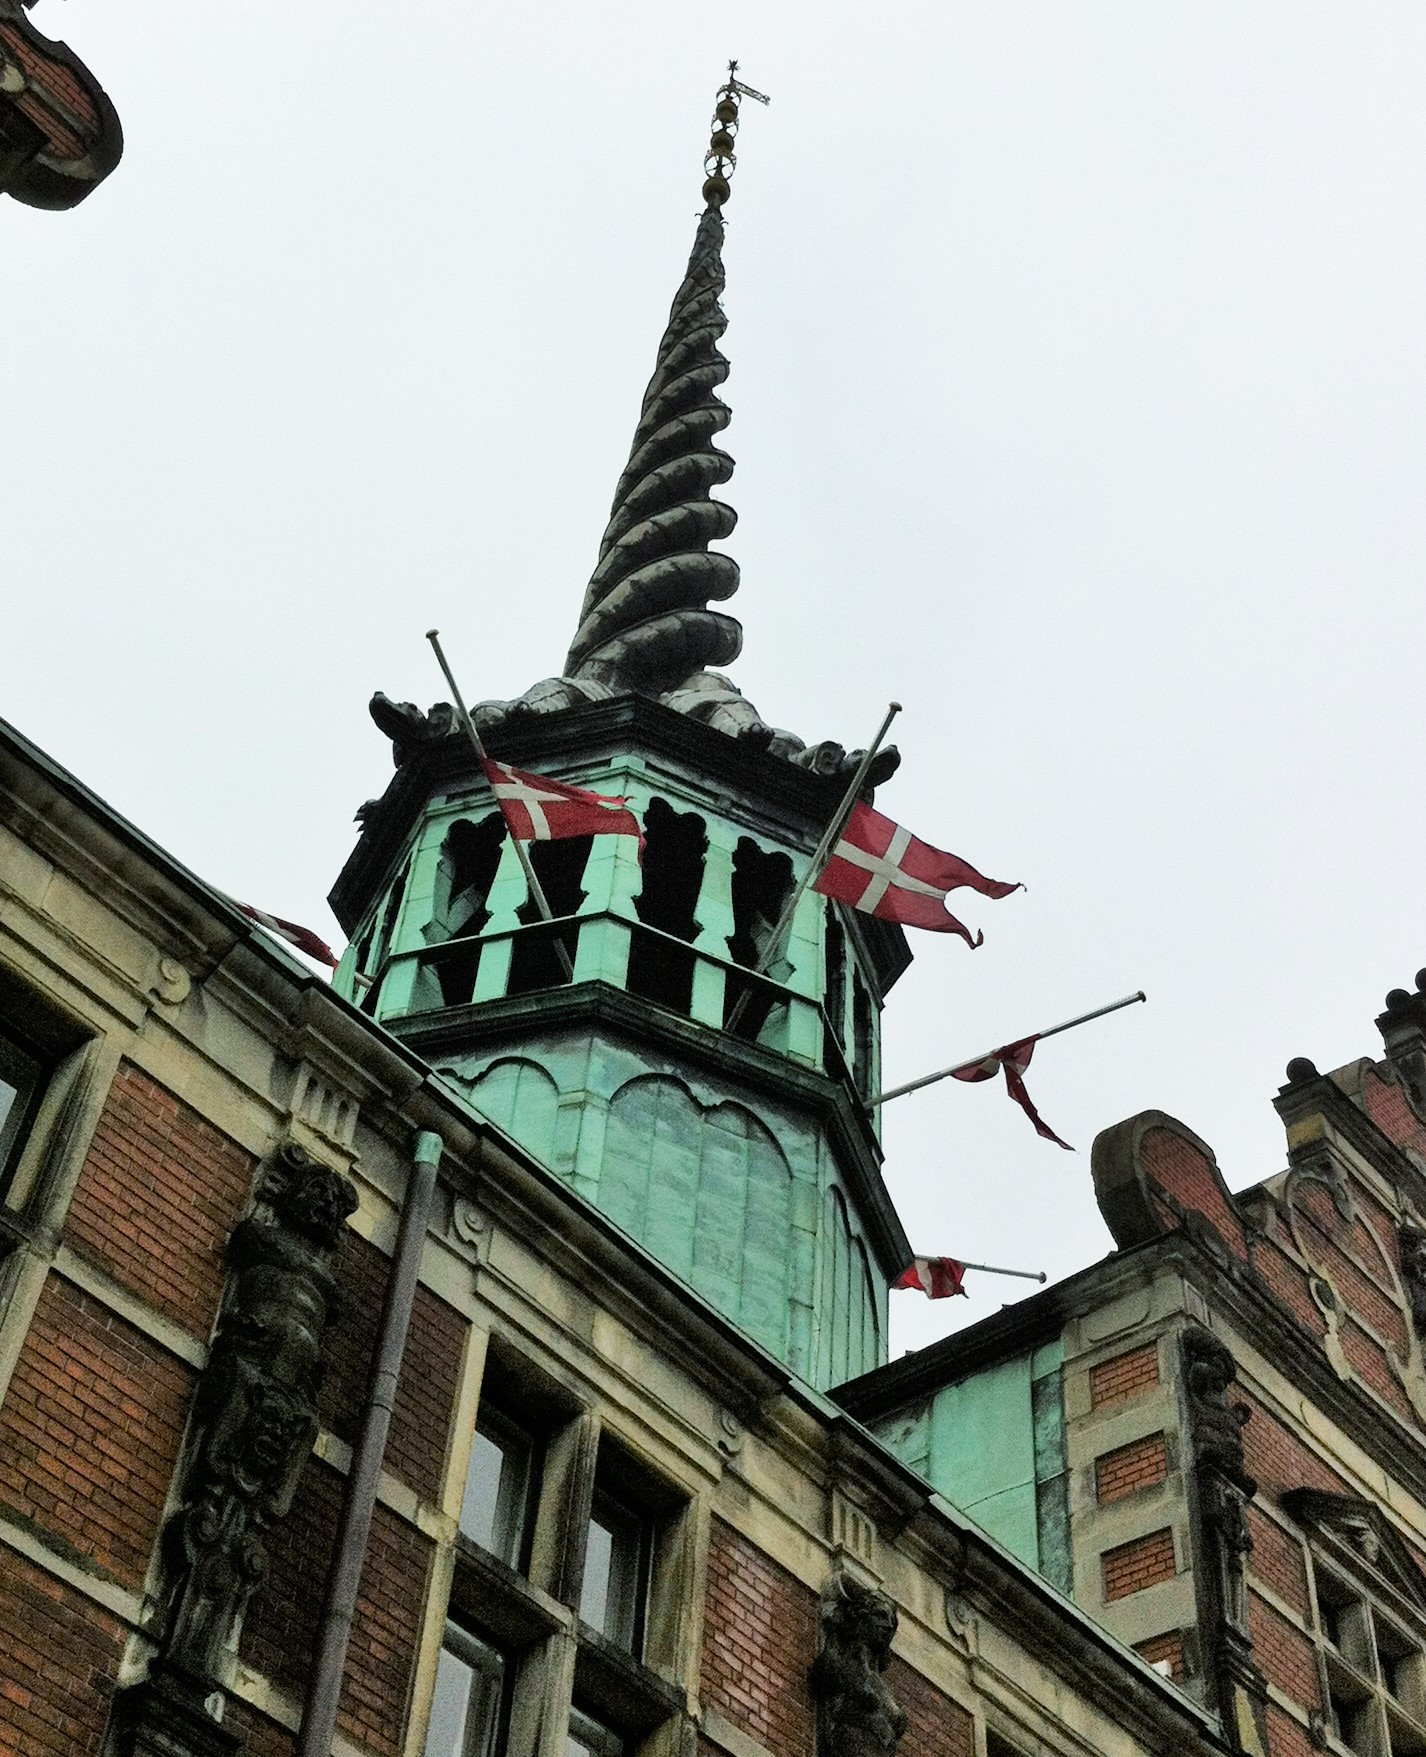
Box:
811;1571;908;1757
1398;1223;1426;1338
158;1143;357;1685
1180;1325;1267;1751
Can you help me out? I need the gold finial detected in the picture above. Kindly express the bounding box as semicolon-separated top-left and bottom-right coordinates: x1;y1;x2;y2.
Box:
702;59;769;209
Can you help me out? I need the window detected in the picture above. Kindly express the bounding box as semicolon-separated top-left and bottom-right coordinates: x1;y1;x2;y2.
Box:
424;815;507;1008
724;838;793;1038
460;1405;538;1571
508;838;592;995
0;1021;46;1205
431;1345;691;1757
627;799;706;1016
426;1624;510;1757
580;1485;651;1653
1312;1566;1426;1757
565;1704;625;1757
0;972;88;1234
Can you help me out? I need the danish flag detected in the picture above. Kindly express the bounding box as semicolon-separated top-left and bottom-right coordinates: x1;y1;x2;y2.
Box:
237;904;340;969
892;1257;968;1299
482;758;643;849
953;1036;1073;1151
812;800;1019;946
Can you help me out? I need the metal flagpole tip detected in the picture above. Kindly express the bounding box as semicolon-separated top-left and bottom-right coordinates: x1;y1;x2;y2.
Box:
889;701;902;712
426;628;440;641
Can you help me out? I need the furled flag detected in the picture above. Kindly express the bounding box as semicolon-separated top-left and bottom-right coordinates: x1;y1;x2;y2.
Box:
893;1257;968;1299
953;1036;1073;1151
237;904;340;969
812;801;1019;947
482;757;643;850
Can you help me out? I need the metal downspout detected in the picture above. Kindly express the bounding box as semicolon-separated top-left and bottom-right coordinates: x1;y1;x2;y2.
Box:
296;1128;444;1757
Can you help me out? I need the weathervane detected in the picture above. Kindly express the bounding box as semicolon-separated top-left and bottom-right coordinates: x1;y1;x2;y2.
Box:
702;59;770;209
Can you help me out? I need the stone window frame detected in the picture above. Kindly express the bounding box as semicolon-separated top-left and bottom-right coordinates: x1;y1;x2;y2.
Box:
0;965;94;1258
423;1335;691;1757
1301;1528;1426;1757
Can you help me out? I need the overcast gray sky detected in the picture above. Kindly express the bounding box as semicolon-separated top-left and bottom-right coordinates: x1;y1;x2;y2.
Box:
7;3;1425;1355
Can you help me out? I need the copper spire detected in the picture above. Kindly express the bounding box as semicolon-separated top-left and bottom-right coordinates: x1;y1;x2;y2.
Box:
565;67;766;696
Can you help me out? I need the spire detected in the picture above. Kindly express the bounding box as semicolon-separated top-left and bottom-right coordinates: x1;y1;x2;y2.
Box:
565;68;766;697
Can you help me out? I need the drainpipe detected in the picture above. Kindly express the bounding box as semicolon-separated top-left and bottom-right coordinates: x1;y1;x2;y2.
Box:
297;1128;444;1757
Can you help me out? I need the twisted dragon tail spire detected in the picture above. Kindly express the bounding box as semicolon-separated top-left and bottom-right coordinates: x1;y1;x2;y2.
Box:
565;70;764;696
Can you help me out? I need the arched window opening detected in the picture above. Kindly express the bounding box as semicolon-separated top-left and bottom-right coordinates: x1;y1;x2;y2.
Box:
628;798;707;1015
724;838;794;1039
425;815;505;1008
360;871;406;1015
823;911;847;1074
508;836;593;995
852;973;874;1098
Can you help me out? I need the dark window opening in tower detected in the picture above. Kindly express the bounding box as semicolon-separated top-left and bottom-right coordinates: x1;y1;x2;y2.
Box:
425;815;506;1009
627;798;707;1016
724;838;793;1040
360;871;406;1015
822;911;847;1075
852;974;874;1099
508;837;593;996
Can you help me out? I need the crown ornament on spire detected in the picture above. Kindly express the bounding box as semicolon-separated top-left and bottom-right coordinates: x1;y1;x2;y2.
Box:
564;65;768;697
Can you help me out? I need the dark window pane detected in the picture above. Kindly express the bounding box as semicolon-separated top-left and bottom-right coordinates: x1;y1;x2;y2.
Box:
0;1028;44;1199
566;1706;624;1757
459;1408;534;1568
426;1625;506;1757
579;1489;647;1652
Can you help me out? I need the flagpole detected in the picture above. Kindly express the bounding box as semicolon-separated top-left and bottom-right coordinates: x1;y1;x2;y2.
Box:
869;989;1146;1108
426;630;576;982
957;1260;1047;1283
726;701;902;1033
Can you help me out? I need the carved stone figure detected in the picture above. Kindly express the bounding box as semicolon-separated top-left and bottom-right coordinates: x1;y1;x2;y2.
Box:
1399;1224;1426;1338
1180;1323;1269;1750
159;1144;357;1685
811;1572;908;1757
1182;1323;1255;1500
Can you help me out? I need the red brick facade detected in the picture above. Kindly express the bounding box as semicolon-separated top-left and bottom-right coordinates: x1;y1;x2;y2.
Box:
1090;1342;1160;1408
64;1062;255;1339
701;1518;817;1757
0;1541;125;1756
0;1275;192;1588
1102;1528;1176;1602
1095;1432;1168;1503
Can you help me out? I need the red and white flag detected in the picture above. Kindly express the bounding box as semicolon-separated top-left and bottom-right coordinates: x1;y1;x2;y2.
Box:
812;801;1019;947
953;1035;1073;1151
482;758;643;850
237;904;340;969
893;1257;968;1299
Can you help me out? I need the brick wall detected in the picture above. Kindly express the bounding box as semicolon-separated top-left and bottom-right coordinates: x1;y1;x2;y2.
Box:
0;1540;125;1756
1247;1591;1320;1712
1266;1703;1319;1757
1090;1343;1159;1409
321;1229;463;1500
1102;1528;1176;1602
1132;1630;1183;1678
1095;1433;1168;1503
0;1275;191;1588
1237;1390;1347;1503
884;1656;974;1757
1245;1504;1309;1616
701;1518;817;1757
242;1457;431;1757
1137;1127;1247;1257
63;1062;255;1340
